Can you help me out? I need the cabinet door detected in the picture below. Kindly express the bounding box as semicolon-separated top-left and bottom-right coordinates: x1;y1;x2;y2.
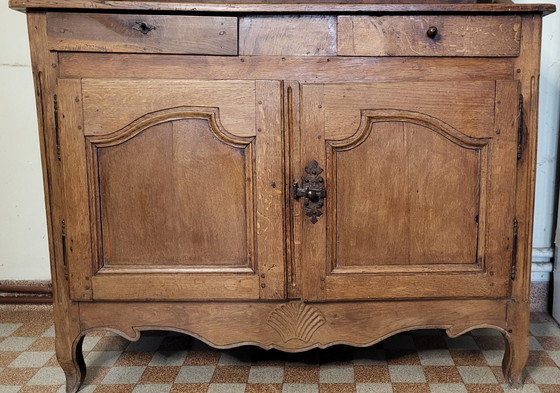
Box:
58;79;285;301
300;80;519;301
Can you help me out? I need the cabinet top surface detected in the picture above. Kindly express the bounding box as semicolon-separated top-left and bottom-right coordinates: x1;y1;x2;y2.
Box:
9;0;555;15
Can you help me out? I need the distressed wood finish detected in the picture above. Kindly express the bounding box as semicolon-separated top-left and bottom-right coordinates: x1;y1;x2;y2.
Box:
25;13;86;393
79;300;509;351
60;78;285;301
58;79;92;301
97;119;250;267
338;15;522;57
9;1;556;15
81;79;257;137
505;14;545;387
47;12;238;55
239;15;336;56
12;1;553;392
320;81;496;140
59;54;516;82
333;120;481;267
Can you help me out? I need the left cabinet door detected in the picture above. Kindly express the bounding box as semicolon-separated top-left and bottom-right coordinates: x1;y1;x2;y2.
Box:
57;79;285;301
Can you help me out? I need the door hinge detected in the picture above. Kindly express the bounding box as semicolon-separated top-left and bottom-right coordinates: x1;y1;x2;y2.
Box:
511;217;519;280
517;94;524;161
54;94;61;161
61;219;69;280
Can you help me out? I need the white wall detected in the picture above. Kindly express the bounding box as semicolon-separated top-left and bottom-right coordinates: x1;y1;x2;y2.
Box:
0;2;50;280
533;1;560;251
518;0;560;283
0;2;559;283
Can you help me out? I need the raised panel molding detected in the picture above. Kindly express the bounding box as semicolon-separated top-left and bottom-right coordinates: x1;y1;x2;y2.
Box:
86;106;255;272
327;109;491;150
85;106;254;148
327;109;490;273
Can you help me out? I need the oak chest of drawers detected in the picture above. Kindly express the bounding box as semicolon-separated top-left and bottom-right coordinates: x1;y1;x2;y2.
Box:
10;1;555;391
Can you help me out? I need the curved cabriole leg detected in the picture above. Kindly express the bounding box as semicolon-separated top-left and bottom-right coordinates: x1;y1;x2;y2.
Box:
502;300;530;388
502;328;529;388
56;330;86;393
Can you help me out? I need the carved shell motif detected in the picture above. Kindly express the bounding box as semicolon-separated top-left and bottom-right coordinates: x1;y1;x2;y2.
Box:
267;302;326;343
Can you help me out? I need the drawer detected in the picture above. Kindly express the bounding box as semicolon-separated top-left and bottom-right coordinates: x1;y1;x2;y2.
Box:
239;16;337;56
46;13;238;55
337;15;521;57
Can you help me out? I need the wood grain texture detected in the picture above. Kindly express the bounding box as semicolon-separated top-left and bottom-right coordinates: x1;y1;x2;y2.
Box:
506;15;545;386
91;274;259;300
333;120;481;267
338;15;521;57
97;118;250;267
26;13;86;393
62;80;286;301
79;299;509;351
81;79;256;137
10;1;556;16
300;84;327;302
301;81;517;300
285;81;302;299
58;79;93;301
26;11;64;305
486;80;520;288
321;81;496;141
47;12;237;55
513;15;543;302
240;16;336;56
255;80;285;299
59;53;515;84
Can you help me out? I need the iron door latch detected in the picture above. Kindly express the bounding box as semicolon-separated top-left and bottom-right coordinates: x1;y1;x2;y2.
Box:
294;160;326;224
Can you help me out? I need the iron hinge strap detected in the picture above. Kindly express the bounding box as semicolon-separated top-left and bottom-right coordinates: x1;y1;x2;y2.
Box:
511;217;519;280
54;94;61;161
61;219;69;281
517;94;524;161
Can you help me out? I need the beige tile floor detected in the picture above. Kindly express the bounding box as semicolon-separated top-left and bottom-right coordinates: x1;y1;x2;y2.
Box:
0;305;559;393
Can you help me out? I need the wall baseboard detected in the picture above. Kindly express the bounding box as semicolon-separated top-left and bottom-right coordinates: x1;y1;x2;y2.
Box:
531;247;555;282
0;246;555;305
0;280;52;304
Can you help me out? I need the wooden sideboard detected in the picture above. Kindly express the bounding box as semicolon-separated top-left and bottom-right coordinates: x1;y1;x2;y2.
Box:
10;1;555;391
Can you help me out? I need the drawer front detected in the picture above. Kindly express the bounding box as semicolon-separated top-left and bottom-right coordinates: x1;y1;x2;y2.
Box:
47;13;238;55
239;16;337;56
338;15;521;57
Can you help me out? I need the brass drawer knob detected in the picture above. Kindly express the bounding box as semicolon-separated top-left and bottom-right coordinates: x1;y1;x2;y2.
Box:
426;26;438;38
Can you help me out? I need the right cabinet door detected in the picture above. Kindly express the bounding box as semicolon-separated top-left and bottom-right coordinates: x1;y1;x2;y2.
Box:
299;80;520;301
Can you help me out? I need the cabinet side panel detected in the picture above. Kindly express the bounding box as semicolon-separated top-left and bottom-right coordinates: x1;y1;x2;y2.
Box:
27;12;86;392
513;15;544;302
26;11;60;297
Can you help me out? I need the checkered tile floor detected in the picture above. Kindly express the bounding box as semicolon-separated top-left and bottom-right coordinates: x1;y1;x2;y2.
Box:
1;305;559;393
